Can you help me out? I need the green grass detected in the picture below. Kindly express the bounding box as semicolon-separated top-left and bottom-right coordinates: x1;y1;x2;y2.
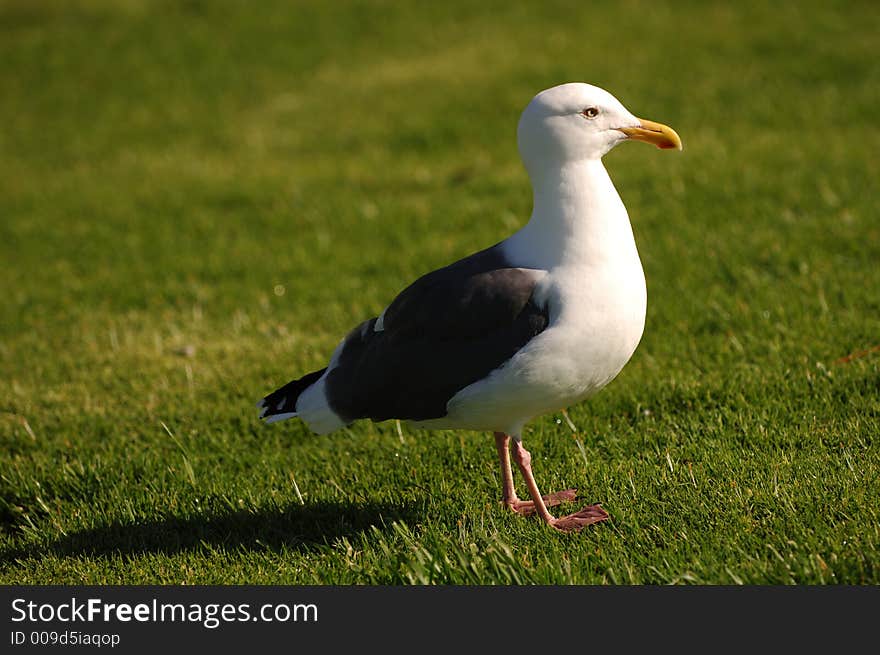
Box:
2;0;879;584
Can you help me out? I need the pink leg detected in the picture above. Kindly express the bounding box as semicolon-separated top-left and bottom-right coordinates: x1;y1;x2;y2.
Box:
512;439;609;532
494;432;518;505
494;432;577;516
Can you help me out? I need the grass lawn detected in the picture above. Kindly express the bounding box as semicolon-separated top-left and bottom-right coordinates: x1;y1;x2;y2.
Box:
1;0;878;584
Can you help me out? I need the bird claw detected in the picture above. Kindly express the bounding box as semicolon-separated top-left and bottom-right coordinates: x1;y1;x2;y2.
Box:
505;488;578;516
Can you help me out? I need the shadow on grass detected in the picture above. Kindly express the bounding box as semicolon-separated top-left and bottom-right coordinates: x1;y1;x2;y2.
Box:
4;500;420;560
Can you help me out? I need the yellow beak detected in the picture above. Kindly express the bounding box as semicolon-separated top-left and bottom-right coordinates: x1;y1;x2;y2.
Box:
619;118;682;151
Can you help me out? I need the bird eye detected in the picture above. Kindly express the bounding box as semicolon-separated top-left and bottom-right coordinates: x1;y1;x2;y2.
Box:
582;107;599;119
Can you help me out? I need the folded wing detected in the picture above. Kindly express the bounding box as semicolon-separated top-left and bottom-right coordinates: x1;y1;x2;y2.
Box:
324;244;550;423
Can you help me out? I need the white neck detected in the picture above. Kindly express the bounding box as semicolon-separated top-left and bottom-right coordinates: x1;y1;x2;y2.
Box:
504;159;639;270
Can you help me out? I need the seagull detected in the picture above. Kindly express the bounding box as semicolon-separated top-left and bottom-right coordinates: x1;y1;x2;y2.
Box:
258;83;681;532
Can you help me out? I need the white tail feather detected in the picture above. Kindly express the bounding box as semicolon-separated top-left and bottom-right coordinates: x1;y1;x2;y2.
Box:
295;375;346;434
265;412;298;424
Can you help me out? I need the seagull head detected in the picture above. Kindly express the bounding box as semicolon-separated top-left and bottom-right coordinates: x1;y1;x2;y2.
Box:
517;83;682;171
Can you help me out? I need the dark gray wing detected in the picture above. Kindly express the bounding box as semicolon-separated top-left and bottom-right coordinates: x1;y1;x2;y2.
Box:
324;244;549;423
